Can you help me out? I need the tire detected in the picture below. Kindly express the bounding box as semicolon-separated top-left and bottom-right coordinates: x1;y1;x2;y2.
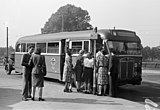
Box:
6;64;12;75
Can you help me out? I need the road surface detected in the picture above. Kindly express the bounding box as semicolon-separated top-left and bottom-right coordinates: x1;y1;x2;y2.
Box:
0;66;160;110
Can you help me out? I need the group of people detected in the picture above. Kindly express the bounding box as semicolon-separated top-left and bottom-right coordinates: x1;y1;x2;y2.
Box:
21;46;115;102
21;46;47;101
63;47;113;96
63;49;94;94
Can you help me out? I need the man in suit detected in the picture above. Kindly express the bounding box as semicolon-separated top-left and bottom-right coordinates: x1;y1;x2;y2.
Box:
108;54;118;97
21;46;34;101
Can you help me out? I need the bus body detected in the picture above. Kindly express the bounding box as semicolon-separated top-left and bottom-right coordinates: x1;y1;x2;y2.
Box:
15;29;142;85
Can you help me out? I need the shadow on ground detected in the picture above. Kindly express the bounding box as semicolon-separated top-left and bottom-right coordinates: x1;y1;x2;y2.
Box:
116;82;160;108
45;97;122;105
0;88;21;110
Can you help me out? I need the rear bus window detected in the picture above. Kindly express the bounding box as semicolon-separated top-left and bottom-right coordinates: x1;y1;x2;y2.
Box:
47;42;59;54
72;41;82;54
16;43;20;52
21;43;26;52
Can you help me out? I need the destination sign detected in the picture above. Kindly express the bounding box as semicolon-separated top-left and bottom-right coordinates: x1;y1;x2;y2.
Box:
117;31;136;37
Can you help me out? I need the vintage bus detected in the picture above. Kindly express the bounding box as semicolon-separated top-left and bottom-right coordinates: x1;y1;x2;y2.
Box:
15;29;142;86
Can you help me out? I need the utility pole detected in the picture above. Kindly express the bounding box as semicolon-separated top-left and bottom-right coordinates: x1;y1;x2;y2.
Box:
61;14;64;32
6;26;8;63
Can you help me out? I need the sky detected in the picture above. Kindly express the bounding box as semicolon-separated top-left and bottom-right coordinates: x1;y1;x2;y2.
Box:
0;0;160;48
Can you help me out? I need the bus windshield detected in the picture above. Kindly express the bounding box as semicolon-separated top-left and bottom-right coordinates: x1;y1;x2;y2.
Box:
107;41;141;55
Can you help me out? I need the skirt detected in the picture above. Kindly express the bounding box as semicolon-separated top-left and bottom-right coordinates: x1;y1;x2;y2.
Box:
97;67;109;85
32;74;44;87
75;66;83;82
83;67;93;83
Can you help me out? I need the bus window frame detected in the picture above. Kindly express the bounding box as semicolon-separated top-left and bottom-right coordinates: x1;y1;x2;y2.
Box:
27;43;36;51
15;43;21;52
21;43;27;52
46;41;60;55
84;40;90;53
71;40;90;56
104;40;111;55
36;42;47;53
106;40;142;55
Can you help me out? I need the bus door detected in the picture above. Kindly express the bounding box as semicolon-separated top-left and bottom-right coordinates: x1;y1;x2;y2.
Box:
60;39;70;81
60;39;66;80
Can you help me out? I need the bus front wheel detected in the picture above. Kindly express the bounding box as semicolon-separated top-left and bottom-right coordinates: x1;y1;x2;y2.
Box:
5;64;12;75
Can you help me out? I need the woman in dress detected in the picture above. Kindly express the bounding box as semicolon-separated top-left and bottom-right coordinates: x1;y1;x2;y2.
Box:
74;50;85;92
29;47;47;101
96;49;109;96
63;49;73;92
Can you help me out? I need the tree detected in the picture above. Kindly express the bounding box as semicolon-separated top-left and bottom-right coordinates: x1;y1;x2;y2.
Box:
142;46;151;61
41;4;93;34
142;46;160;61
150;47;160;61
0;46;15;58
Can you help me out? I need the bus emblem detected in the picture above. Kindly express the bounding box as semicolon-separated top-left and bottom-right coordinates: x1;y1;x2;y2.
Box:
51;58;56;65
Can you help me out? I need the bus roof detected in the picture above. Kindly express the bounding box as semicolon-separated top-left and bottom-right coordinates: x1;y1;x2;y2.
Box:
16;29;141;44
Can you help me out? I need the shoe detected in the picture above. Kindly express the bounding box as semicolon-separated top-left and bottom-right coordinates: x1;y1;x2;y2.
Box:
84;90;89;94
22;97;28;101
97;93;102;96
69;89;72;92
31;97;35;101
64;89;69;92
28;95;32;98
39;98;45;101
77;89;80;92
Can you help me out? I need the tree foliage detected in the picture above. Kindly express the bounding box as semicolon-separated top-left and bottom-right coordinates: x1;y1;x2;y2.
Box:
41;4;93;34
142;46;151;61
142;46;160;61
0;46;15;58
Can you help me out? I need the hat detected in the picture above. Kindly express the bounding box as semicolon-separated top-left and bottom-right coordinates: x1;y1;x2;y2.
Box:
34;47;41;54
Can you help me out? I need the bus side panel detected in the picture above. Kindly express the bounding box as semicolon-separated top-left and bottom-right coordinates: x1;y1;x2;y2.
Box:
14;53;23;73
45;55;61;80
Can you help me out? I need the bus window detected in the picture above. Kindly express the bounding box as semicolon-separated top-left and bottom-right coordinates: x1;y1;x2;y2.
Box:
72;41;82;54
126;43;141;55
108;41;141;55
37;43;46;53
47;42;59;54
27;43;35;50
16;43;21;52
21;43;26;52
84;41;89;53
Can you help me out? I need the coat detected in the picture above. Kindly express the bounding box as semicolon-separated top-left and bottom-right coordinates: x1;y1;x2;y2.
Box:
29;54;47;87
